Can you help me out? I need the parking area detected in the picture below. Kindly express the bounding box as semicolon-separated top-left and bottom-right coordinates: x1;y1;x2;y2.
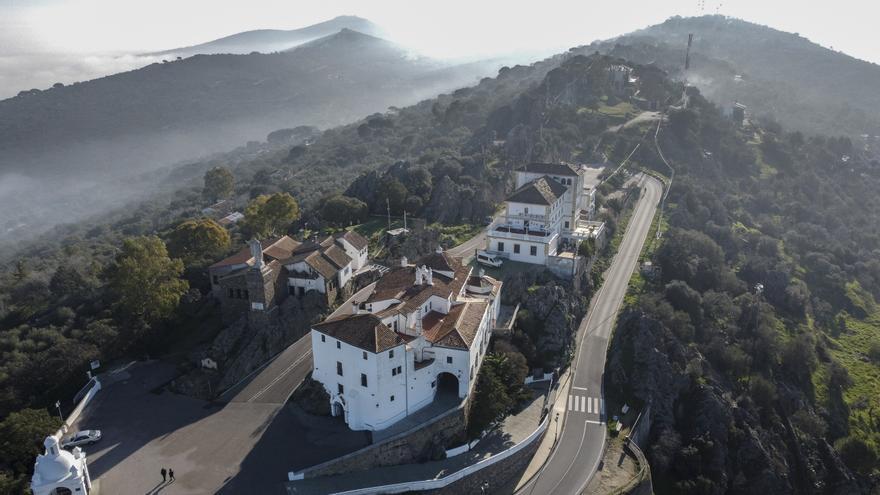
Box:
74;361;369;494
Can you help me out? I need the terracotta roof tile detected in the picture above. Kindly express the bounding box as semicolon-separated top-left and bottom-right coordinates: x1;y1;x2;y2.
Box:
506;176;568;206
335;230;369;251
314;313;404;353
522;162;580;176
210;236;300;268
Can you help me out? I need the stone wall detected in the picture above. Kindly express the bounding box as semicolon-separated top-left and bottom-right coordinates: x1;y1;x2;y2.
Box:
431;425;545;495
300;400;468;479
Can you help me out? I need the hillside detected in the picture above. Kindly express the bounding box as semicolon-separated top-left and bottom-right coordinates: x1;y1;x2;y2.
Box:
0;28;499;243
150;15;383;57
583;15;880;138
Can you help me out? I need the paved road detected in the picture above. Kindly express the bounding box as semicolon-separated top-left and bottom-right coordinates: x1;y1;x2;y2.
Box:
448;228;487;261
517;175;662;495
224;334;314;404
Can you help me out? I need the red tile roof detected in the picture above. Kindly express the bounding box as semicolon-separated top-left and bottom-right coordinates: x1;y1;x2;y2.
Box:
314;313;404;353
209;236;300;269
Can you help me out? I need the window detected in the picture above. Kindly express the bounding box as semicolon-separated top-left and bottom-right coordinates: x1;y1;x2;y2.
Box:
389;349;394;359
390;395;395;402
513;244;520;254
392;368;397;376
446;356;453;364
360;373;368;387
524;207;529;215
530;246;538;256
564;221;570;229
321;335;326;343
212;275;219;284
362;351;368;360
338;383;344;395
336;341;341;349
336;361;343;376
228;288;234;298
431;380;436;388
397;366;402;374
497;241;505;252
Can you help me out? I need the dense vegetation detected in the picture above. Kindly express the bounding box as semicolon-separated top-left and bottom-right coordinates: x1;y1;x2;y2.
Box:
607;85;880;492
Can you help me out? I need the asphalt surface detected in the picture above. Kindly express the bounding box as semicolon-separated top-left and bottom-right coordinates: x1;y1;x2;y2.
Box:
448;227;487;261
224;334;314;404
517;175;662;495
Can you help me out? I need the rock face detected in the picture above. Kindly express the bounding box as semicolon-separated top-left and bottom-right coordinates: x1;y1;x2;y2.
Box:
605;311;865;494
505;271;587;369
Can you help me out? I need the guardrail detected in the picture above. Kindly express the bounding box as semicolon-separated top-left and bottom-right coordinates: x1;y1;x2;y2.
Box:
327;415;550;495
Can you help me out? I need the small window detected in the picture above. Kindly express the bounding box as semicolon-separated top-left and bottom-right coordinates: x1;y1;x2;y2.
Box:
337;361;343;376
530;246;537;256
397;366;402;374
212;275;219;284
362;351;368;360
389;349;394;359
497;241;505;252
361;373;368;387
431;380;436;388
338;383;344;395
514;244;520;254
524;207;529;215
390;395;395;402
228;288;234;298
564;221;570;229
321;335;326;343
446;356;453;364
337;341;341;349
392;368;397;376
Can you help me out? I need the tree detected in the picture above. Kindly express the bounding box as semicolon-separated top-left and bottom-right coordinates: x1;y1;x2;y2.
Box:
375;176;408;214
166;218;230;263
577;238;596;258
320;195;368;226
203;167;234;202
243;193;301;238
49;266;87;300
835;436;878;475
106;236;188;323
0;408;61;476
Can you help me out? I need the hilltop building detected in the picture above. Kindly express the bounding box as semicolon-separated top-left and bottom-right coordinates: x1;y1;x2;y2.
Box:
208;231;369;325
31;436;92;495
310;249;501;431
487;163;606;271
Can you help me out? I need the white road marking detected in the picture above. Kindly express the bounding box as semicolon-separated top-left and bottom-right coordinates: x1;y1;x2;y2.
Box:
248;350;312;402
568;395;573;411
572;386;588;391
586;397;592;414
585;419;604;425
594;397;600;415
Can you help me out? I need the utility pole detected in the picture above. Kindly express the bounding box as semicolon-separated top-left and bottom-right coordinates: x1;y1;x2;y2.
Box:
386;198;391;231
55;400;64;424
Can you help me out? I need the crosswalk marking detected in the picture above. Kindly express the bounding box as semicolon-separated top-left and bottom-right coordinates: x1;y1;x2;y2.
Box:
567;394;603;415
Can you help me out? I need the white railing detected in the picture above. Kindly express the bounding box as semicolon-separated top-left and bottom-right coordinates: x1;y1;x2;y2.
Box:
490;225;558;244
326;415;549;495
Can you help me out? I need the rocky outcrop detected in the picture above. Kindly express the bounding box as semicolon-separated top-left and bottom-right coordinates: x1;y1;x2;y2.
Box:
605;311;865;494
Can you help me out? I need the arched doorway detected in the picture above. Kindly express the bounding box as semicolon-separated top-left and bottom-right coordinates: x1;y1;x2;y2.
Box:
331;401;345;418
436;372;459;398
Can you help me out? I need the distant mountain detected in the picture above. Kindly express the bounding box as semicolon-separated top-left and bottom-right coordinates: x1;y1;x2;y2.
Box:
583;15;880;137
0;27;500;241
150;15;384;57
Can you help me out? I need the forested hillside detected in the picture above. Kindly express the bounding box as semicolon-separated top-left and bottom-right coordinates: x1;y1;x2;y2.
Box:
1;38;879;493
585;15;880;138
606;88;880;492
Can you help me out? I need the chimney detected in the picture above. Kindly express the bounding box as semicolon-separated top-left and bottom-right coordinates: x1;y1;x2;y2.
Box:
426;268;434;286
249;239;264;269
400;256;408;267
351;300;360;314
415;266;424;285
435;246;443;254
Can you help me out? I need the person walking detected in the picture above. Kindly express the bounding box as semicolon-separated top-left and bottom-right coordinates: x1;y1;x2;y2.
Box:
160;467;167;482
169;469;175;482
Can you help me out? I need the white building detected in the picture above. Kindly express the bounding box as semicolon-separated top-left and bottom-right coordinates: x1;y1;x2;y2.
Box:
310;249;502;432
31;435;92;495
488;163;606;267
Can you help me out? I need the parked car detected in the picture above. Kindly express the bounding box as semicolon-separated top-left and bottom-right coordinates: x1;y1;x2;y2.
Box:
476;251;503;268
61;430;102;449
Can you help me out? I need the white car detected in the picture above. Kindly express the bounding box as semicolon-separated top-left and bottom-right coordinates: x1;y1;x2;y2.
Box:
476;251;503;268
61;429;102;449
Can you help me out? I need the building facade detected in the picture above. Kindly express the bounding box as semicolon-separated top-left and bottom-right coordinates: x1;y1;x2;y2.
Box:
310;249;502;432
488;162;607;267
31;436;92;495
208;231;370;325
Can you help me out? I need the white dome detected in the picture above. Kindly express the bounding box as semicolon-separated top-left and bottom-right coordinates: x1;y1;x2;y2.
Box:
34;437;77;483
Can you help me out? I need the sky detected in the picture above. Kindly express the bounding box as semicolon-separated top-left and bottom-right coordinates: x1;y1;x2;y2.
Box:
1;0;878;97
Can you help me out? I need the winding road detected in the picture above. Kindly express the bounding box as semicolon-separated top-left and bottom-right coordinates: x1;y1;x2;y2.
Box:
517;174;662;494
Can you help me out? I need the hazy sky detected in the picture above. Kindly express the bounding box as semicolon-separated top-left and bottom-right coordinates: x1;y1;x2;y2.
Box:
1;0;878;97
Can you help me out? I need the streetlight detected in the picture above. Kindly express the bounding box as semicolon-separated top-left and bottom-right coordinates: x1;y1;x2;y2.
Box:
480;481;490;494
55;400;64;423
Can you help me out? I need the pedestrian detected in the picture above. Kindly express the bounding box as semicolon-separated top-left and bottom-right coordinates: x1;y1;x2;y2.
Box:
161;467;167;482
169;469;175;481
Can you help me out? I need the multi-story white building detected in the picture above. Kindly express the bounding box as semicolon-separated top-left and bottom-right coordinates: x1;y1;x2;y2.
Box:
310;249;502;432
488;163;606;267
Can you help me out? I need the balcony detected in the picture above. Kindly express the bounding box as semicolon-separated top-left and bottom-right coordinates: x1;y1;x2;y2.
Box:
490;223;559;244
501;212;548;222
